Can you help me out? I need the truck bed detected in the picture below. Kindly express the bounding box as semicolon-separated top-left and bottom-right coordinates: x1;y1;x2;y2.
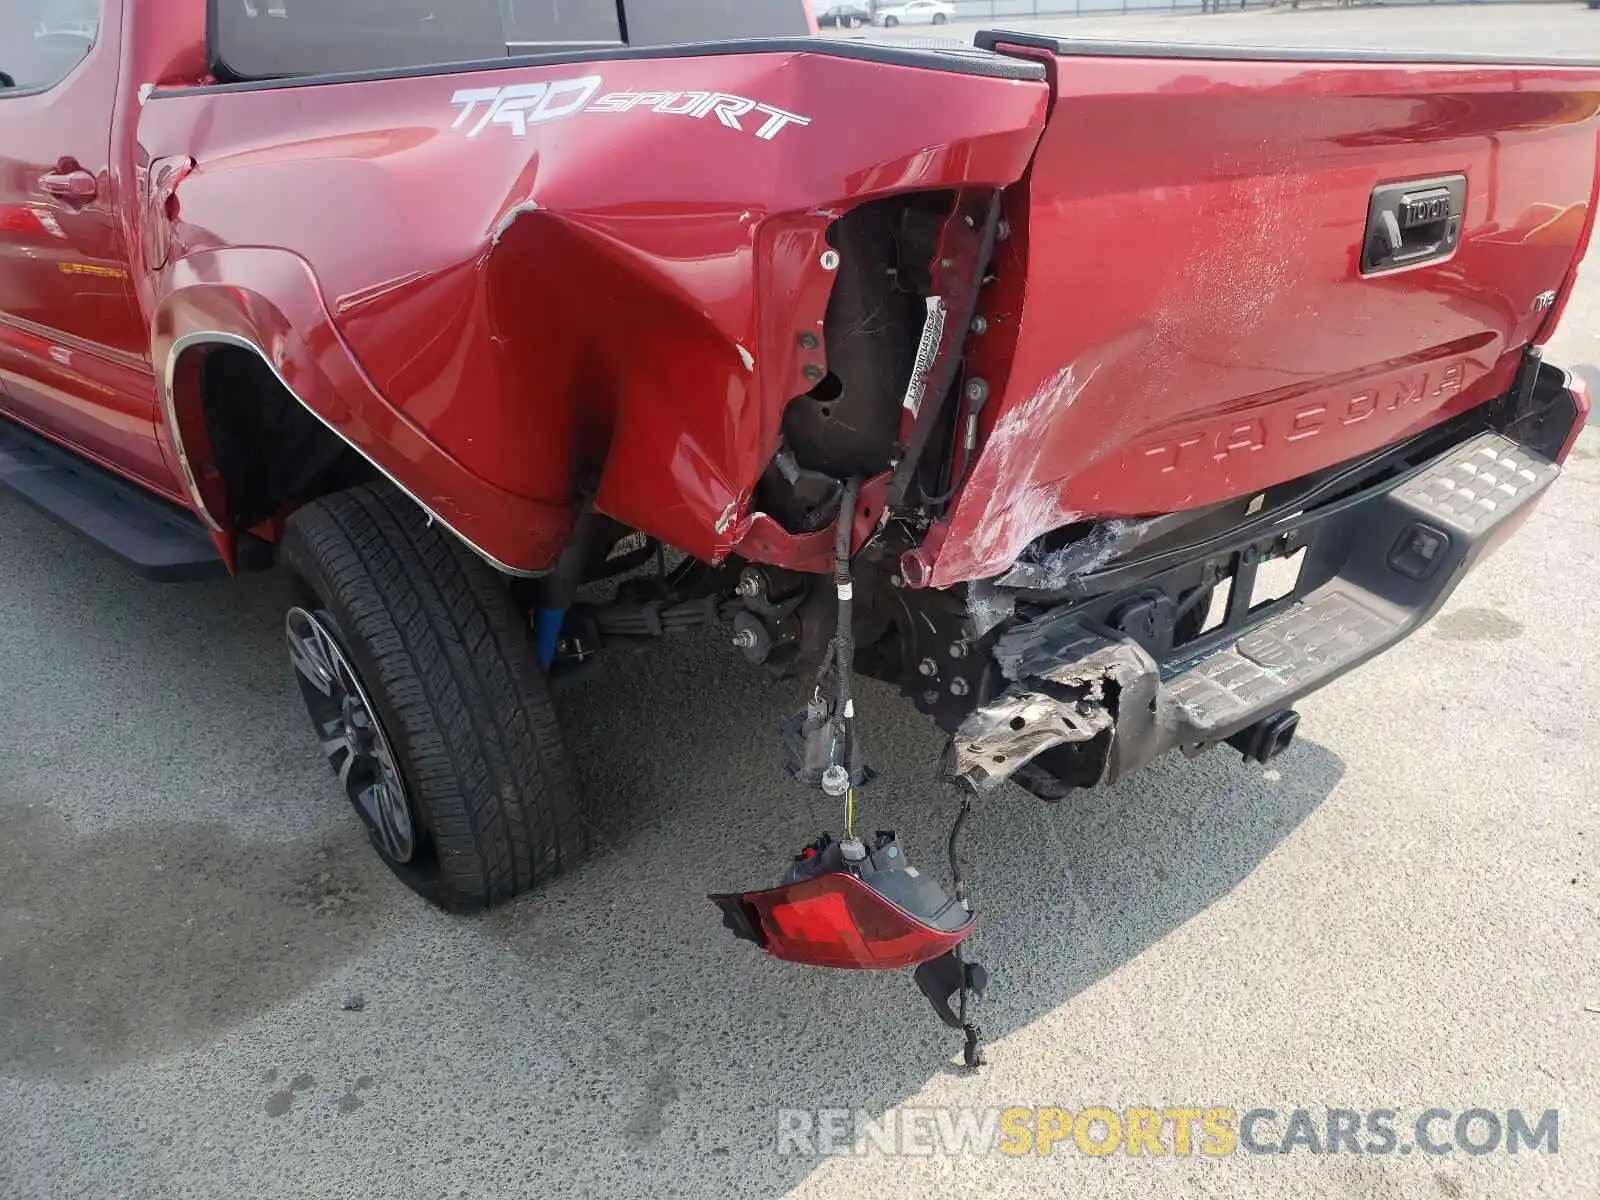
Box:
136;32;1600;581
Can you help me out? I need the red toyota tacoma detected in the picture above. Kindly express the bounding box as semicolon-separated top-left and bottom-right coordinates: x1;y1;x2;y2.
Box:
3;0;1594;1058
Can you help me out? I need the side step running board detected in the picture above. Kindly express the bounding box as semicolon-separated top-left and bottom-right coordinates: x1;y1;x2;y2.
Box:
0;417;271;580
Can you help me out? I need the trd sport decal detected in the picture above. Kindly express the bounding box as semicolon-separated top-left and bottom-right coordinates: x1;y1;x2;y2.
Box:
450;76;602;136
450;76;810;141
588;89;811;140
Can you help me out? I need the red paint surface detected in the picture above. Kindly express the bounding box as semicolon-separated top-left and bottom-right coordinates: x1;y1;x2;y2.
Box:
137;46;1047;566
735;472;890;572
0;0;172;493
2;5;1595;582
926;47;1600;585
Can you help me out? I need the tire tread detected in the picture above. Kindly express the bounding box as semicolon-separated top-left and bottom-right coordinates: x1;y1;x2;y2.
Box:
281;484;582;909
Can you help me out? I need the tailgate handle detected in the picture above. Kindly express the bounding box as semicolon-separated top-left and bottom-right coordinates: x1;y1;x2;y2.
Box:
1361;175;1465;274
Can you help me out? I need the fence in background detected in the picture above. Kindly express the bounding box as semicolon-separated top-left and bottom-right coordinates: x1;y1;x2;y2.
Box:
954;0;1218;13
949;0;1534;14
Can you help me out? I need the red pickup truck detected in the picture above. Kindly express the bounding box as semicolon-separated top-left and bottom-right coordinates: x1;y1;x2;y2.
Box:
2;0;1595;1050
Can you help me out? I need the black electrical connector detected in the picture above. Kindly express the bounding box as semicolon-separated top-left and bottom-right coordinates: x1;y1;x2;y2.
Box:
912;793;986;1068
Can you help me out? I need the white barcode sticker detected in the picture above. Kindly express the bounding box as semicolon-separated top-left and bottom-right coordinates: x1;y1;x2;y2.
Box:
901;295;947;417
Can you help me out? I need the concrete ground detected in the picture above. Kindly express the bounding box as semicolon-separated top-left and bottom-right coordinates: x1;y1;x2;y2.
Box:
2;6;1599;1199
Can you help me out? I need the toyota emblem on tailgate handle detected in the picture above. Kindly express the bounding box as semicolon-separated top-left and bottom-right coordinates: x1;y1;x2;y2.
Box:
1361;174;1467;274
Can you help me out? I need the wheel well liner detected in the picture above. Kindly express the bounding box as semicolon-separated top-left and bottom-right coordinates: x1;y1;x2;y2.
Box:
163;333;540;575
197;342;369;531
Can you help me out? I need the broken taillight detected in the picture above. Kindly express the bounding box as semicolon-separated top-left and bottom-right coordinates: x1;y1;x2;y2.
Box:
711;825;989;1059
712;869;973;970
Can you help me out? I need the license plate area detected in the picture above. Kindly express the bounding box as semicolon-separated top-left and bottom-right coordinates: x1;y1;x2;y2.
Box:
1192;544;1309;637
1069;524;1323;672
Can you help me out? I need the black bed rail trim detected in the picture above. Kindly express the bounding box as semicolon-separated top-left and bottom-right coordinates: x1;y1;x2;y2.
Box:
975;28;1600;68
155;36;1044;99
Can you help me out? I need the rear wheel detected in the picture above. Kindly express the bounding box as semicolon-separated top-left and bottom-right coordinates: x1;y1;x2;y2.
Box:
280;483;585;911
932;11;947;22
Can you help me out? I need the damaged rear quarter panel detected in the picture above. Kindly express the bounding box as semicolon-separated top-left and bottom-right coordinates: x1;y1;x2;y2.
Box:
136;51;1047;570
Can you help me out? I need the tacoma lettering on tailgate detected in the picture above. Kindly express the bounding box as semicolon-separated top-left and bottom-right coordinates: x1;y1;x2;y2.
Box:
1139;362;1468;474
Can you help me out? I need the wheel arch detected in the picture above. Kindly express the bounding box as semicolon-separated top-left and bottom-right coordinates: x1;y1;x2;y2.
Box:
164;330;374;532
152;247;568;575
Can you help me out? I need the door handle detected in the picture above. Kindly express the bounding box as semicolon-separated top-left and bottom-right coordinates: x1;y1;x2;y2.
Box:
39;168;98;202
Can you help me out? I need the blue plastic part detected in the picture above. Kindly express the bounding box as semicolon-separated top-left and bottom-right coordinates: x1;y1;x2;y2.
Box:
534;607;566;668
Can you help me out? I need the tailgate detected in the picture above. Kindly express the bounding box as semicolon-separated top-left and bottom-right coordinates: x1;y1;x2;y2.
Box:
928;34;1600;586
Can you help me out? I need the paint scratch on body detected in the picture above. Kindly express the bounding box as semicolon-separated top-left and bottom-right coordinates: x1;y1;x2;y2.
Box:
966;363;1100;570
490;200;540;246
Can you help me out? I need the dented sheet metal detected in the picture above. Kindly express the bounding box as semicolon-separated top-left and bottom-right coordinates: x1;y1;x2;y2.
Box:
946;617;1160;791
140;45;1047;575
992;517;1145;591
914;47;1600;588
946;685;1111;791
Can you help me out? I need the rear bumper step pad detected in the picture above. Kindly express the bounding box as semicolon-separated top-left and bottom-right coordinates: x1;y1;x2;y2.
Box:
949;431;1561;790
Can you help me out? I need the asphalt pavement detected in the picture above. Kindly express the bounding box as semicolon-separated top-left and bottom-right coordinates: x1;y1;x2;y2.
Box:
3;6;1599;1198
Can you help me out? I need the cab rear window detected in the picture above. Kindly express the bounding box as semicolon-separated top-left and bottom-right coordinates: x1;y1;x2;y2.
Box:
211;0;811;83
0;0;99;93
